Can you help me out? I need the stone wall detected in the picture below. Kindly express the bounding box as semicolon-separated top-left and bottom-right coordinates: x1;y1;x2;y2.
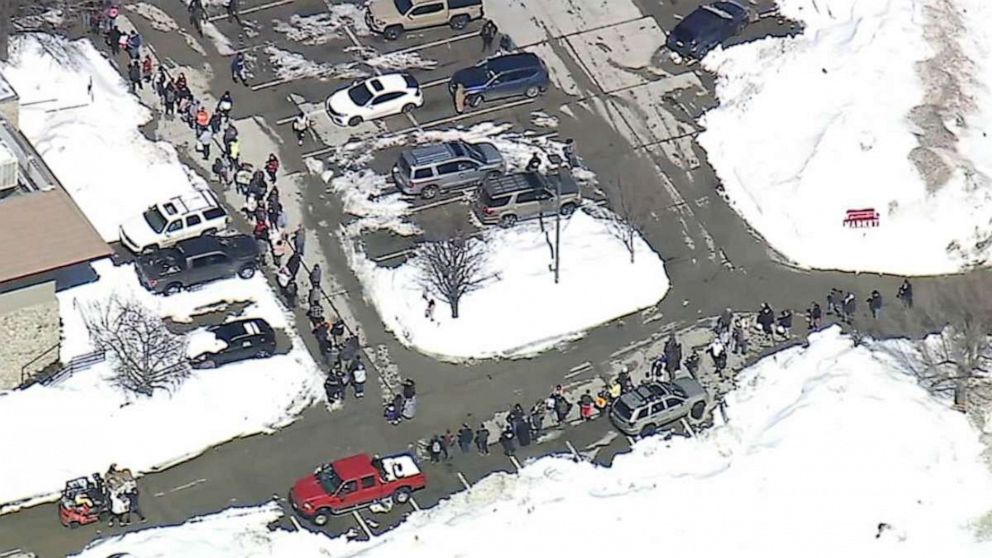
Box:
0;284;60;389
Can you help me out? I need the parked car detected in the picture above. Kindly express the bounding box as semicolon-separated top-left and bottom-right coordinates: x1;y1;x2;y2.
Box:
134;234;259;295
325;73;423;127
449;52;550;108
609;379;709;437
474;171;581;227
189;318;276;369
290;453;427;525
392;140;504;199
666;1;749;60
366;0;484;40
119;190;229;254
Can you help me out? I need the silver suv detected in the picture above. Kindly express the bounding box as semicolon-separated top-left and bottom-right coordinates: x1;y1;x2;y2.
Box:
393;141;504;199
474;171;581;227
609;379;709;437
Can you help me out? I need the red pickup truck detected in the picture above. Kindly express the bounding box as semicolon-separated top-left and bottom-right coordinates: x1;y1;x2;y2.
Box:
290;452;427;525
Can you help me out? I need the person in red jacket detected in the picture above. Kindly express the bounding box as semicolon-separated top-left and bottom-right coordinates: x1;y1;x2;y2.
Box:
264;154;279;183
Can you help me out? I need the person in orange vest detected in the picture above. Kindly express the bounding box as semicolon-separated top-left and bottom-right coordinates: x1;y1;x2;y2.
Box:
195;106;210;130
264;154;279;183
141;55;153;84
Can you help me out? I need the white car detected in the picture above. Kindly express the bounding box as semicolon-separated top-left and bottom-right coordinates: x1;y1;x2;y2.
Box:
119;190;229;253
325;73;423;127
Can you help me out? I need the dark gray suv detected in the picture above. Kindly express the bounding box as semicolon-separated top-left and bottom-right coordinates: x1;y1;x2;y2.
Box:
392;140;505;199
135;234;259;295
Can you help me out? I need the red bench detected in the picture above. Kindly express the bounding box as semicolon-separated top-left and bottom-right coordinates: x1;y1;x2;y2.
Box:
843;208;879;228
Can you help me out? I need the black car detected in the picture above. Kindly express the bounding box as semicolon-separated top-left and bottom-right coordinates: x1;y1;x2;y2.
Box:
666;1;748;60
135;234;259;295
190;318;276;369
449;53;551;108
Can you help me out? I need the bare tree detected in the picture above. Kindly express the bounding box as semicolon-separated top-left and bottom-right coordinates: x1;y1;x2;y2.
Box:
82;295;191;396
889;274;992;421
416;215;488;319
602;178;656;263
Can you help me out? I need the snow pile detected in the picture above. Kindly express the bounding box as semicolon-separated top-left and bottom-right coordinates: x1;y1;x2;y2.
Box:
346;210;669;360
74;328;992;557
273;2;369;44
0;260;323;512
0;35;205;241
264;45;365;81
328;169;417;237
699;0;992;274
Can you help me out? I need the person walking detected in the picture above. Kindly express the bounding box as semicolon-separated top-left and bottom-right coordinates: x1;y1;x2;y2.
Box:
499;426;516;456
776;309;793;338
195;106;210;131
107;491;130;527
526;153;542;172
842;291;856;324
867;290;883;319
265;154;280;183
457;424;473;453
292;112;310;146
562;138;578;168
188;0;205;35
441;430;454;460
231;52;248;85
428;436;443;463
480;19;498;52
514;415;531;446
227;0;243;25
223;122;238;152
350;357;367;398
731;318;748;355
127;60;142;93
452;82;467;114
141;55;154;84
197;127;213;160
475;424;490;454
107;26;123;55
806;302;823;330
897;279;913;309
212;156;231;186
126;487;146;523
757;302;775;337
163;80;177;117
309;263;322;290
579;391;595;421
217;90;234;120
293;226;306;256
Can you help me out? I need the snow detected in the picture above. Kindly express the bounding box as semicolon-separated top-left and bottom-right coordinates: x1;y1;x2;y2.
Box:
72;328;992;557
0;260;323;512
272;2;370;45
698;0;992;274
0;35;206;241
0;35;323;512
346;210;669;360
185;329;228;358
263;45;437;82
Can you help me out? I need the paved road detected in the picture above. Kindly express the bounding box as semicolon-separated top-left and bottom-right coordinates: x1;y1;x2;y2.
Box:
0;0;964;556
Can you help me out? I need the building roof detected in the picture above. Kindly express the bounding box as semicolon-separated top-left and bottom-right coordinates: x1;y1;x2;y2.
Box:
0;188;111;285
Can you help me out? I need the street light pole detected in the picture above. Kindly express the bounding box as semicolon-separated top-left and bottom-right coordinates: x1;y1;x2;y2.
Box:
549;153;564;284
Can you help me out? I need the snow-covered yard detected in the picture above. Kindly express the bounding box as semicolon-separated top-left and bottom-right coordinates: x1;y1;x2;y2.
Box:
0;35;323;511
347;210;669;360
1;35;206;241
72;328;992;557
699;0;992;274
322;123;669;360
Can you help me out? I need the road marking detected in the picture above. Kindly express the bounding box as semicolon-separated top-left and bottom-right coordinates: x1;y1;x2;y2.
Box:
351;510;374;539
288;515;302;530
680;418;696;438
207;0;294;21
409;193;467;213
343;25;364;49
455;471;472;490
251;77;292;91
508;455;522;471
422;76;451;89
564;440;582;460
625;434;636;445
408;496;422;511
564;362;591;379
153;478;206;497
391;98;534;135
1;550;27;558
389;30;480;55
404;110;421;132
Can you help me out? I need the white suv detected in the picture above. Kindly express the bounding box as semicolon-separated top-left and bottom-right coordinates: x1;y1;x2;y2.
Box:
119;190;229;253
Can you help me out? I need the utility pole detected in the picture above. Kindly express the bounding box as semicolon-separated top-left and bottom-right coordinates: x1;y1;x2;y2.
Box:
0;0;12;62
549;153;563;284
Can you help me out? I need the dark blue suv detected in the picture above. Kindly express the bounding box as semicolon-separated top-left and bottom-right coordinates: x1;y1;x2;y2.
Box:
449;53;550;108
667;1;749;60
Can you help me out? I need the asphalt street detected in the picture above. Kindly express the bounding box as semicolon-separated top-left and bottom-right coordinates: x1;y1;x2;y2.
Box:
0;0;968;556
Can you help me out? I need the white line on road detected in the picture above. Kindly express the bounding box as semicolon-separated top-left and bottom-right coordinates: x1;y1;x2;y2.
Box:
625;434;636;445
389;30;480;56
680;418;696;438
343;25;364;50
289;515;303;530
251;77;292;91
564;440;582;460
409;496;422;511
351;510;374;539
564;362;592;379
391;98;534;135
508;455;522;471
153;478;206;497
455;471;472;490
208;0;294;21
421;76;451;89
405;110;421;132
